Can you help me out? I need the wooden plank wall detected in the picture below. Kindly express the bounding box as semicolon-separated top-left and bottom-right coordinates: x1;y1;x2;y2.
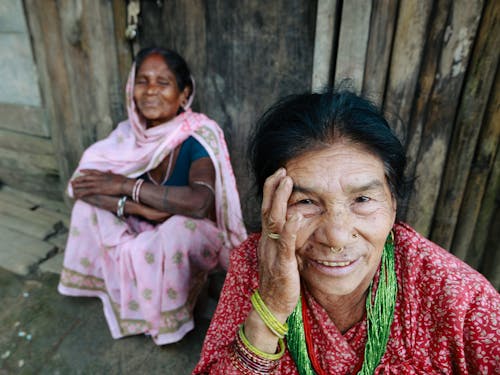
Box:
137;0;317;228
15;0;498;287
136;0;498;285
0;0;59;198
22;0;131;202
318;0;499;286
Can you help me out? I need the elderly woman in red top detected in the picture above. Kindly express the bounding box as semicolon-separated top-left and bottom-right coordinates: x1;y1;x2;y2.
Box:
194;90;499;373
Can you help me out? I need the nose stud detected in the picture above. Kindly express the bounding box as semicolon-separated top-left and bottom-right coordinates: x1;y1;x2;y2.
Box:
330;246;343;254
329;234;357;254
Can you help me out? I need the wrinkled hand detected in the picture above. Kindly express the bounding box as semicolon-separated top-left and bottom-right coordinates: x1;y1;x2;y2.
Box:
72;169;130;199
257;168;303;322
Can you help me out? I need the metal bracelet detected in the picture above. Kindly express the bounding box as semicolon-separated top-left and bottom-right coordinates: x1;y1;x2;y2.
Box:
192;180;215;196
116;196;128;218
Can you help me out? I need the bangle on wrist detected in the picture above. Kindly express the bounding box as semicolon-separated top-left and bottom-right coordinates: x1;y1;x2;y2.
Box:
229;325;282;373
251;290;289;338
116;196;128;218
238;325;285;360
132;179;144;203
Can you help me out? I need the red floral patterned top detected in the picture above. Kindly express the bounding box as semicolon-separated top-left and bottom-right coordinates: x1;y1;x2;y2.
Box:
193;222;499;374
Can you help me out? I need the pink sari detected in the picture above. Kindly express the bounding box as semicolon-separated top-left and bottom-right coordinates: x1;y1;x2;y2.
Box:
58;65;247;345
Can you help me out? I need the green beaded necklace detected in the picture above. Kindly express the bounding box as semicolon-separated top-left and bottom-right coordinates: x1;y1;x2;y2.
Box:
287;233;397;375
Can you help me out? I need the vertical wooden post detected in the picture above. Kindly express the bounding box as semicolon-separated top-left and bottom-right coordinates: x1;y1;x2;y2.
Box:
24;0;83;200
453;69;500;264
311;0;339;91
24;0;130;204
383;0;433;146
431;0;499;249
334;0;372;93
362;0;399;106
405;0;484;237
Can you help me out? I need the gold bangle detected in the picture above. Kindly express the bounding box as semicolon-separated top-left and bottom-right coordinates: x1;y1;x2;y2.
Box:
251;290;288;338
238;325;285;361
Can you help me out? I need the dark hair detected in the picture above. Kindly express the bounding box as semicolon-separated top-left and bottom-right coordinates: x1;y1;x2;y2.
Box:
249;89;409;210
134;47;193;98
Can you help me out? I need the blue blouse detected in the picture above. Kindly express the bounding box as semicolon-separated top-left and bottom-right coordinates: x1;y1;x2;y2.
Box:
143;136;209;186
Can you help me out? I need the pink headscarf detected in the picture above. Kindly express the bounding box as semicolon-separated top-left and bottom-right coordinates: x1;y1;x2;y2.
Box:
67;63;247;267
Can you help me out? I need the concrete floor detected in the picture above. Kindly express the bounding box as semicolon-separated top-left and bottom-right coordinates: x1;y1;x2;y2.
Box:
0;187;214;374
0;268;210;374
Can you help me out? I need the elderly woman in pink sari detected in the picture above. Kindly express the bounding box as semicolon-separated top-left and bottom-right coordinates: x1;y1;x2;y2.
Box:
58;47;247;345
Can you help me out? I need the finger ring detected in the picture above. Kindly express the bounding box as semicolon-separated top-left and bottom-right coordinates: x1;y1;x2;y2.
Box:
267;232;281;240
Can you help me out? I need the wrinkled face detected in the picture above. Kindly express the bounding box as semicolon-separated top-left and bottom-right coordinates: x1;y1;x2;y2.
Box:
286;141;396;298
133;53;188;128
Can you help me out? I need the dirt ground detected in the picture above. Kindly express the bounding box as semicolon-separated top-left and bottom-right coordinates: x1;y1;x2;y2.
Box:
0;267;210;375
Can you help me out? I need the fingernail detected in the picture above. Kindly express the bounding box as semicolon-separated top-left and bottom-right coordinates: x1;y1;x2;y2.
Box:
276;168;286;176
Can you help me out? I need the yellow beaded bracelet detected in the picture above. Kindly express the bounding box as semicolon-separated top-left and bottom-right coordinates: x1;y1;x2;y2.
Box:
238;325;285;361
251;290;289;338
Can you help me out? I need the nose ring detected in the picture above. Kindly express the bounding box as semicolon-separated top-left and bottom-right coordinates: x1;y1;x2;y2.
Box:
330;246;343;254
352;233;358;238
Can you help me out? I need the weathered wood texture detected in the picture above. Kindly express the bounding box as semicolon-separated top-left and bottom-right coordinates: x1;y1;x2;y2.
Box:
0;127;60;197
405;0;484;236
0;186;69;275
138;0;316;228
311;0;340;91
8;0;498;287
383;0;433;144
0;1;56;197
135;0;498;287
334;0;372;93
362;0;399;106
0;103;48;137
463;67;500;275
336;0;497;287
431;0;499;251
23;0;130;200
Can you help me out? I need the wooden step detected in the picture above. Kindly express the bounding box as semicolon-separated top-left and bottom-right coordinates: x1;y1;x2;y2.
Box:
0;186;69;214
0;199;61;240
39;252;64;274
0;226;56;275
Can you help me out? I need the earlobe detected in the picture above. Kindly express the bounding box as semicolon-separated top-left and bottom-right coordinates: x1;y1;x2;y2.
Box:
392;197;397;221
182;87;190;105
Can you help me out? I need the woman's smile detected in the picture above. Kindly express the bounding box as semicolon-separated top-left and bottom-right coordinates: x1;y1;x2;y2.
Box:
286;142;396;297
141;99;161;107
133;53;188;127
309;257;361;276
